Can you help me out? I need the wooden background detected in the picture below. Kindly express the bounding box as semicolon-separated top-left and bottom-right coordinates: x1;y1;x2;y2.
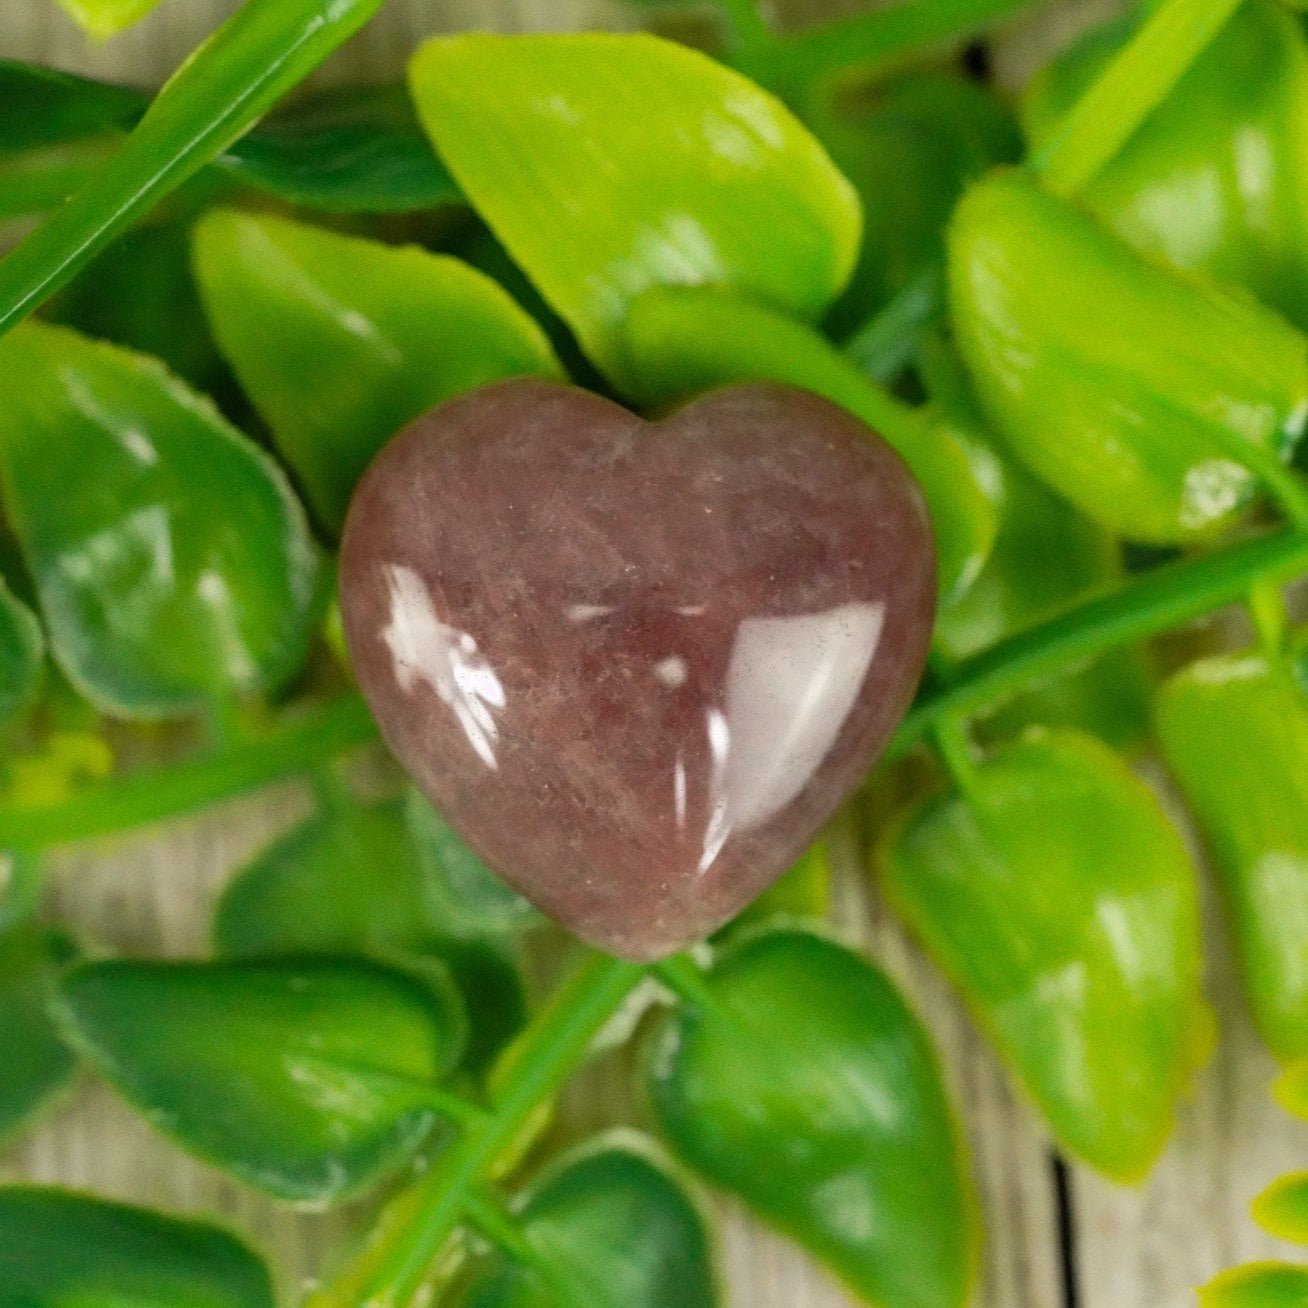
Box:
3;2;1307;1305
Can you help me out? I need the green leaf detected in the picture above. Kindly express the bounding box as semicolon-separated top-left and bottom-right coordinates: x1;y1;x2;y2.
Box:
408;32;860;385
1155;654;1308;1059
405;788;541;939
0;924;77;1152
935;438;1150;747
619;285;996;602
1253;1172;1308;1245
0;1187;274;1308
948;168;1308;544
213;801;431;959
820;70;1022;340
54;957;466;1204
881;727;1204;1182
213;799;526;1078
0;62;460;219
54;0;164;38
49;209;232;396
0;62;141;221
0;575;43;734
218;83;462;213
455;1135;718;1308
1023;1;1308;330
1199;1264;1308;1307
0;320;322;719
0;62;144;149
193;210;561;534
647;928;976;1308
0;0;384;335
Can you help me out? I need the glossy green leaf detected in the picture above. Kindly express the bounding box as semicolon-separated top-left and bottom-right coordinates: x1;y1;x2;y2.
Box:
0;62;460;219
619;285;995;602
1024;1;1308;329
0;0;384;334
0;925;76;1152
0;320;322;719
1253;1172;1308;1245
0;62;140;220
54;0;164;38
1199;1264;1308;1307
1155;654;1308;1059
0;575;42;734
217;83;462;213
214;801;432;958
647;928;977;1308
49;208;232;396
881;727;1204;1182
936;438;1150;747
821;71;1022;340
406;788;541;939
0;62;143;149
455;1136;717;1307
54;957;465;1203
408;32;861;385
948;168;1308;544
193;210;561;534
0;1187;274;1308
213;799;525;1077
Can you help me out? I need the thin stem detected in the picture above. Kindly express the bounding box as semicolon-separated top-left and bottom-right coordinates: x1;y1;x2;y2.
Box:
462;1191;539;1267
1033;0;1245;198
654;953;724;1014
311;952;645;1308
932;717;980;795
843;264;946;384
0;694;376;850
1244;445;1308;532
892;526;1308;757
743;0;1036;94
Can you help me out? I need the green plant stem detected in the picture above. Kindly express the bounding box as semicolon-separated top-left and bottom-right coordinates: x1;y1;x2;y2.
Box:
654;953;721;1012
1033;0;1245;198
893;526;1308;756
932;717;980;795
742;0;1035;94
0;694;375;850
462;1190;540;1267
716;0;774;55
843;264;946;383
321;951;645;1307
0;0;383;337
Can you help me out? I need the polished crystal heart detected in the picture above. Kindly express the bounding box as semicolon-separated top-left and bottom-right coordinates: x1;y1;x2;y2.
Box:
340;379;935;959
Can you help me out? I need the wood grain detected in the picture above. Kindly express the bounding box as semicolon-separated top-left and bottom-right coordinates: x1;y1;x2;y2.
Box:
3;3;1306;1306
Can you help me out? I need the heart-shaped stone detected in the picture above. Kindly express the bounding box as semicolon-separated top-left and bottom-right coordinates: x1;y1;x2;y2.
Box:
340;379;935;960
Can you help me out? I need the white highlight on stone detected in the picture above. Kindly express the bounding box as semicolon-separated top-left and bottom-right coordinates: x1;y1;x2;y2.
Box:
566;602;616;623
380;563;506;770
722;601;885;833
654;655;688;689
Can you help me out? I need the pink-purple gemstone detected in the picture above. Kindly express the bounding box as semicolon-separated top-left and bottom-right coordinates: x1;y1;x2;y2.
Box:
340;379;935;959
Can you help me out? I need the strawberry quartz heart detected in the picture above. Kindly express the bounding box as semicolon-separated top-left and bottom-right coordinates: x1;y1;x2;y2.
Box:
340;378;935;960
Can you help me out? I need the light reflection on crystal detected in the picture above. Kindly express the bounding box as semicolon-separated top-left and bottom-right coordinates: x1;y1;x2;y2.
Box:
381;563;506;770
